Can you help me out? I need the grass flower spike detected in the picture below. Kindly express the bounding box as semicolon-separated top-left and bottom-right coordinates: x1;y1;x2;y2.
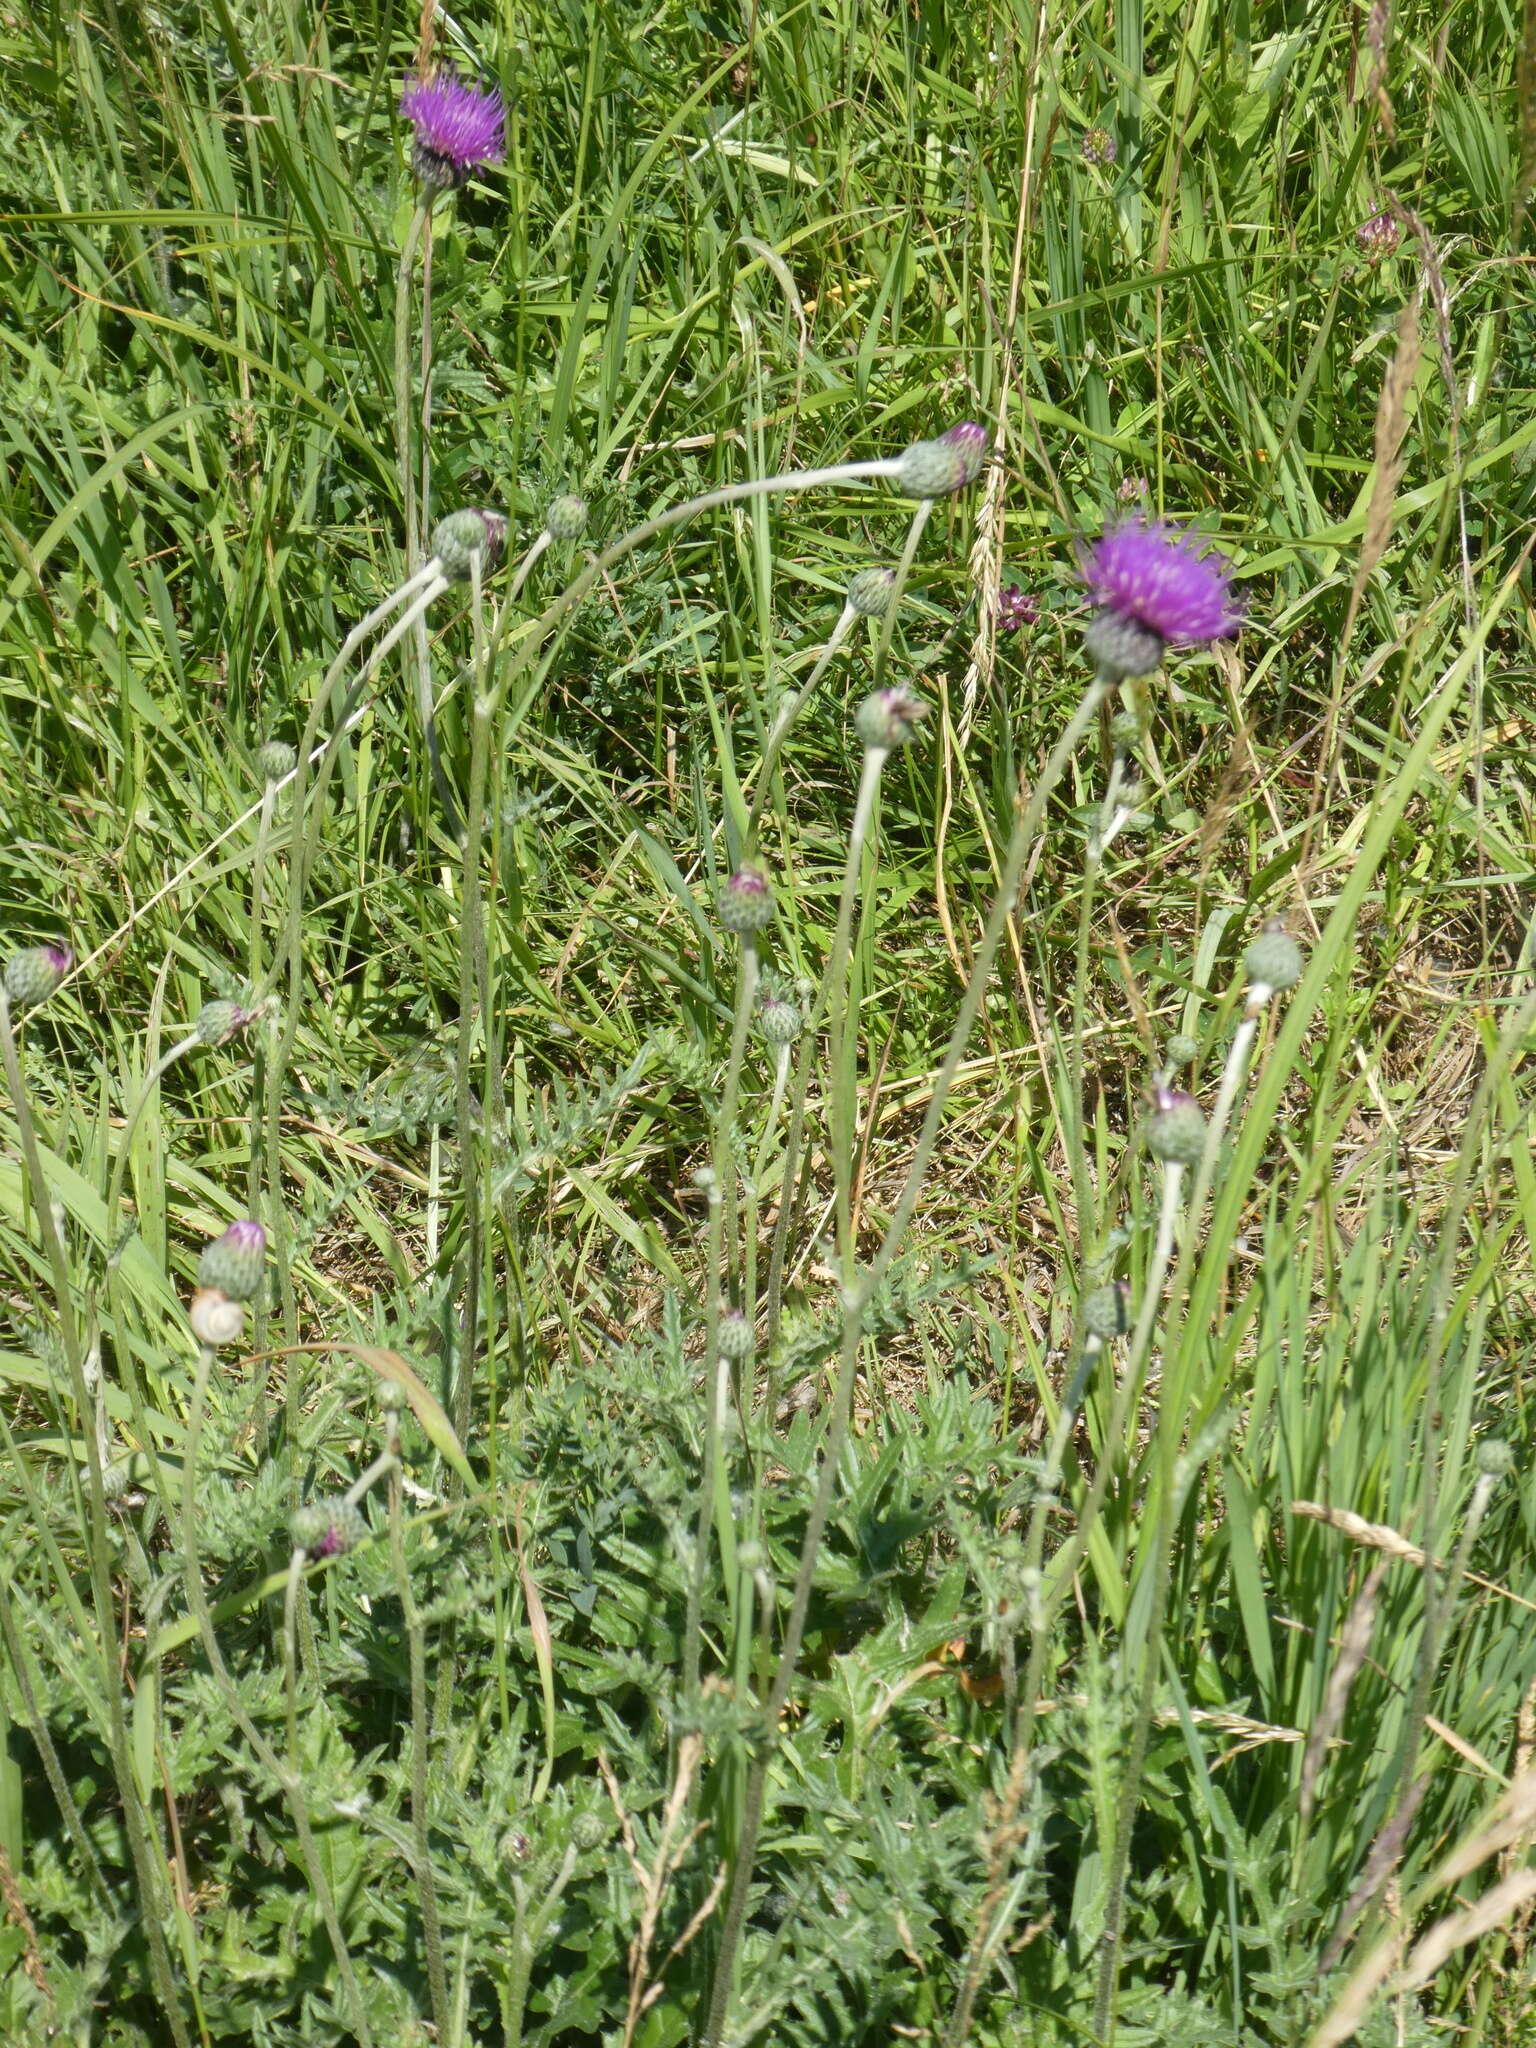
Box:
1082;518;1241;678
400;70;507;192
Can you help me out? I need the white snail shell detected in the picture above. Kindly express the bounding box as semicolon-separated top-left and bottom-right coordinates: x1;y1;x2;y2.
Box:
188;1287;246;1348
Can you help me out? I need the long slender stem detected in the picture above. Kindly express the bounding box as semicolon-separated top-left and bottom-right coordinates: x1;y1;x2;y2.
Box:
389;1441;449;2037
0;992;191;2047
744;604;856;849
1068;746;1127;1242
702;674;1113;2048
179;1343;375;2048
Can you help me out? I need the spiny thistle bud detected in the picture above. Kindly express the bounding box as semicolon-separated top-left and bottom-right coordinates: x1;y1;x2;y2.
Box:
3;945;72;1011
1081;1281;1132;1342
545;494;588;541
431;508;509;582
1163;1031;1200;1069
1243;920;1304;995
197;1219;266;1303
847;566;897;618
717;860;776;934
289;1498;367;1557
195;999;252;1047
717;1311;755;1360
1146;1088;1207;1168
570;1811;607;1851
855;686;928;752
1477;1438;1515;1478
1109;709;1143;750
257;740;296;783
1084;610;1166;682
756;989;802;1046
896;420;989;498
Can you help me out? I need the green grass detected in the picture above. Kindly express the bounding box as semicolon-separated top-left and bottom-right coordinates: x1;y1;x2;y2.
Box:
2;0;1536;2041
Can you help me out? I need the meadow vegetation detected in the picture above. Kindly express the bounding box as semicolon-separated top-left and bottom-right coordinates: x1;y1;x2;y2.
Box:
2;0;1535;2041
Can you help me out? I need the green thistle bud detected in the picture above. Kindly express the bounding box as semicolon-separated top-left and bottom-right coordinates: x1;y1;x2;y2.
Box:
718;860;776;934
195;999;252;1047
257;740;296;783
855;686;928;752
3;945;72;1011
1164;1032;1199;1068
1477;1438;1515;1478
847;567;897;618
1109;709;1143;750
431;508;509;582
570;1812;607;1851
717;1311;755;1360
895;421;988;498
1146;1088;1206;1167
197;1219;266;1302
1084;610;1164;681
1081;1281;1132;1342
545;494;588;541
756;991;802;1047
1243;920;1304;994
289;1498;367;1557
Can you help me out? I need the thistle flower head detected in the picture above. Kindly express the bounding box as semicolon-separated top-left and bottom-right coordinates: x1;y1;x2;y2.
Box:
717;1311;755;1360
855;686;929;752
718;860;776;935
545;494;588;542
290;1499;368;1558
998;584;1039;632
1081;1280;1132;1341
257;739;296;784
847;566;897;619
1243;919;1304;997
3;945;72;1011
896;420;989;498
755;985;802;1047
1145;1088;1207;1168
431;507;508;581
195;999;254;1047
197;1219;267;1302
1163;1031;1200;1069
1081;519;1241;678
400;69;506;192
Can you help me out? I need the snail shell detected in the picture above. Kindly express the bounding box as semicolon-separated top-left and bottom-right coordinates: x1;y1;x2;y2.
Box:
188;1287;246;1348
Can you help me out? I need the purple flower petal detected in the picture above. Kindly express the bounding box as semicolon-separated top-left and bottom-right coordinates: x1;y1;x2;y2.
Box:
1082;520;1241;645
400;70;506;181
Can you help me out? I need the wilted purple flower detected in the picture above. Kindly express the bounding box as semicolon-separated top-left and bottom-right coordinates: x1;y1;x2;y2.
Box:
1117;473;1149;503
1081;126;1117;165
1356;211;1400;258
400;69;507;191
998;584;1039;632
1081;519;1241;678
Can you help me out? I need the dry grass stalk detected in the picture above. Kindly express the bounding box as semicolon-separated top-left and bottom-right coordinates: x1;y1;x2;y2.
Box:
602;1731;723;2048
1340;289;1422;650
1301;1562;1387;1823
1292;1498;1536;1615
0;1837;51;2006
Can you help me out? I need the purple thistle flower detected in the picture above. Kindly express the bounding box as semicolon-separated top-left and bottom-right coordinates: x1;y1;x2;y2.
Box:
198;1219;267;1302
998;584;1039;632
1081;519;1241;678
400;69;506;192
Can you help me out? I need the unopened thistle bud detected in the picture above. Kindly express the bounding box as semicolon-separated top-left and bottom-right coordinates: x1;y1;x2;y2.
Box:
896;421;989;498
545;494;588;541
1109;709;1143;750
195;999;252;1047
197;1219;267;1302
257;740;296;783
855;686;928;753
289;1498;367;1557
1243;920;1304;996
1163;1031;1200;1069
717;1311;755;1360
1476;1438;1515;1478
3;945;72;1011
756;990;802;1046
847;566;897;618
431;508;509;582
1081;1280;1132;1342
1146;1088;1207;1168
718;860;776;934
